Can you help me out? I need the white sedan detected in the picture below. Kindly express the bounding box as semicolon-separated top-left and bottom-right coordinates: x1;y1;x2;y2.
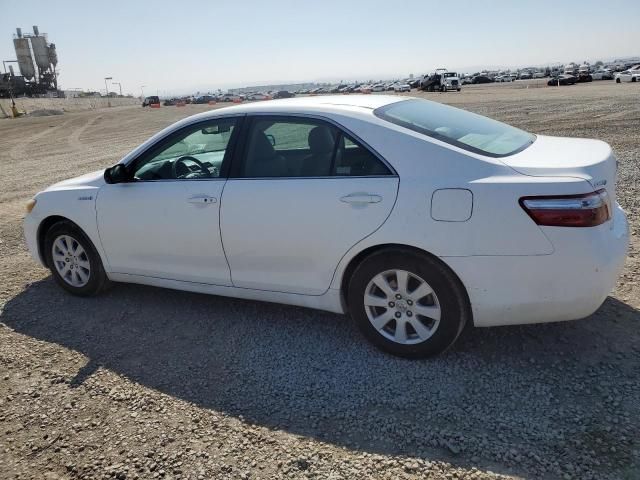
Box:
393;83;411;92
615;66;640;83
24;95;628;358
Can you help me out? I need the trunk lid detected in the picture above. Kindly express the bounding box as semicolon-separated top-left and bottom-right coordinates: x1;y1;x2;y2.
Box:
500;135;617;201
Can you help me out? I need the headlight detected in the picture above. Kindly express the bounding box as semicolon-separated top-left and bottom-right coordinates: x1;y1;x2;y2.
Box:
25;198;37;214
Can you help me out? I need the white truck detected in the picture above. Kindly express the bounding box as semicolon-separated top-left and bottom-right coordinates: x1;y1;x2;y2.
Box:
420;68;461;92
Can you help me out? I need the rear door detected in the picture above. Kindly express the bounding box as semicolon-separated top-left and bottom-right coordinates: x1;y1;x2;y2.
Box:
220;115;399;295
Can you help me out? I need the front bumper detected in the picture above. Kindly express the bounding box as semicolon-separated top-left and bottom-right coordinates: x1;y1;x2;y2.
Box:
445;204;629;327
24;213;44;266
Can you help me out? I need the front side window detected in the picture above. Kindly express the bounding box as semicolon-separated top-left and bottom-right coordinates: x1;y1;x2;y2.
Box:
374;99;535;157
133;118;237;180
240;117;392;178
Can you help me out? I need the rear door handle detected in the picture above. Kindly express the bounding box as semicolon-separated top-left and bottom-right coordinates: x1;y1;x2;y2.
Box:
340;193;382;204
187;195;217;205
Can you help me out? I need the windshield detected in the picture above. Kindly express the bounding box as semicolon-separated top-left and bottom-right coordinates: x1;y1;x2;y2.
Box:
373;99;535;157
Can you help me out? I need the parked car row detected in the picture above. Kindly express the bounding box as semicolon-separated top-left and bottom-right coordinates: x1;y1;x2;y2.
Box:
547;64;640;86
147;62;640;108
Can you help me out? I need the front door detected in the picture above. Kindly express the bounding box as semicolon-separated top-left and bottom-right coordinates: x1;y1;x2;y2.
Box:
221;115;399;295
97;117;240;285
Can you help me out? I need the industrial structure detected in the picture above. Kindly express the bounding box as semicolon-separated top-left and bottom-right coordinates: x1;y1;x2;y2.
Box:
1;26;59;98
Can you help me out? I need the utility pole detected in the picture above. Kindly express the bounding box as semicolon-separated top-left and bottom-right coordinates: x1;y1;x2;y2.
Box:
112;82;122;96
140;85;146;99
104;76;112;96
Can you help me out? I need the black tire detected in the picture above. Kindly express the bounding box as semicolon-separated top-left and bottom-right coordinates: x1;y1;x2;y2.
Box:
44;220;111;296
347;248;470;358
632;77;637;83
616;78;621;83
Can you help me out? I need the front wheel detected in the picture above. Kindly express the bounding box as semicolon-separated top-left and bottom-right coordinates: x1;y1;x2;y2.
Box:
616;78;621;83
44;220;111;296
347;249;470;358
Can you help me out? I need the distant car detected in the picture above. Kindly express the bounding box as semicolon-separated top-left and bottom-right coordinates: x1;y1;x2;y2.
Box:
408;78;421;89
615;71;640;83
221;93;243;102
247;93;270;101
142;96;160;107
192;95;217;104
533;71;546;79
371;84;386;92
592;69;614;81
615;65;640;83
519;72;533;80
548;75;577;86
471;75;493;84
273;90;295;99
393;83;411;92
495;74;513;83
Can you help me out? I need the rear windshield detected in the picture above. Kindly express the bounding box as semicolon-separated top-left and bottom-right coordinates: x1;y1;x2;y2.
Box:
374;99;535;157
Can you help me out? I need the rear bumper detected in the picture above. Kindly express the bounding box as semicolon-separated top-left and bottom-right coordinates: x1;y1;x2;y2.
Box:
445;204;629;327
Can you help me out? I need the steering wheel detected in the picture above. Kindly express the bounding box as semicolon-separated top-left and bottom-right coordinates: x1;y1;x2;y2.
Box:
172;155;211;179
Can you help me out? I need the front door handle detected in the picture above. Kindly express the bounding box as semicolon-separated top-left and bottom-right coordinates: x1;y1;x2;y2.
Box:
187;195;217;205
340;193;382;204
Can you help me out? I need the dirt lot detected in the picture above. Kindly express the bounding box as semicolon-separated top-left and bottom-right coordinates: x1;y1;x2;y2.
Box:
1;82;639;480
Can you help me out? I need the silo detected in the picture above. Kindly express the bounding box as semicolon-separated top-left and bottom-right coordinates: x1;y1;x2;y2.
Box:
13;34;35;80
48;44;58;67
30;35;50;70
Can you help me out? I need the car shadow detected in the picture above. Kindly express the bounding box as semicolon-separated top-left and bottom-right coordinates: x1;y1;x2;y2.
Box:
2;278;639;478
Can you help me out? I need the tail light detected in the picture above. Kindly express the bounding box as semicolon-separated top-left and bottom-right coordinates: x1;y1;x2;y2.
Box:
520;189;610;227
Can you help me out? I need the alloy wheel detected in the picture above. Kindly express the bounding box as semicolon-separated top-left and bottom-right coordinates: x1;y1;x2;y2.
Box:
51;235;91;287
364;269;441;345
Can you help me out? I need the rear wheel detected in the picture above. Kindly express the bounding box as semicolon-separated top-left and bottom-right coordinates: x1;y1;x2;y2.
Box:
44;221;110;296
347;249;469;358
616;78;621;83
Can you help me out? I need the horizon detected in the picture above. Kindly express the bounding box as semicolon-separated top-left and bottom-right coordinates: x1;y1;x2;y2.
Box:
1;0;639;96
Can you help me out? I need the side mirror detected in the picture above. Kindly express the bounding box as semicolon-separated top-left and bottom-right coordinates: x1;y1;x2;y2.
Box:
104;164;130;184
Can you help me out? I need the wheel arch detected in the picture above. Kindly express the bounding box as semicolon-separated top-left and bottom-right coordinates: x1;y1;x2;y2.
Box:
37;215;70;267
338;243;473;324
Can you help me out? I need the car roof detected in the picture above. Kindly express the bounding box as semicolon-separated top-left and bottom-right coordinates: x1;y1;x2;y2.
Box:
195;94;407;120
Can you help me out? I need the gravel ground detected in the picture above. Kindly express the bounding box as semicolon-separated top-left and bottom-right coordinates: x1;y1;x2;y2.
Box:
1;81;639;480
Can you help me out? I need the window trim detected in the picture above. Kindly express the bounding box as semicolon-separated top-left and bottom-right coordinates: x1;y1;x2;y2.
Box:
373;99;535;158
228;113;397;180
124;115;245;182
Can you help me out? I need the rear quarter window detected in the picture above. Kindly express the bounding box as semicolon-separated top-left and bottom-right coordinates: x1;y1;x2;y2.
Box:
374;99;535;157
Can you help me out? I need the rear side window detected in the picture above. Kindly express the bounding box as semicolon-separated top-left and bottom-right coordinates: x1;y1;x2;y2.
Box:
374;99;535;157
238;116;393;178
334;134;392;176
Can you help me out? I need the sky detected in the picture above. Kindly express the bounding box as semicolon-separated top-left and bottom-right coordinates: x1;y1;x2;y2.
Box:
1;0;638;95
